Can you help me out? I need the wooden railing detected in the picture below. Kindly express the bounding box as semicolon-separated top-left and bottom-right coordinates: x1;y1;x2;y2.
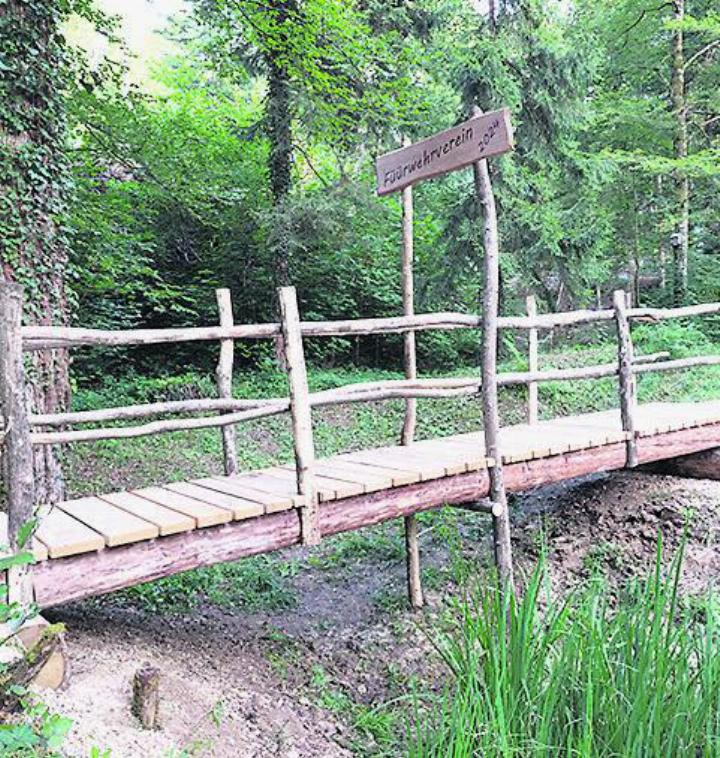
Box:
2;281;720;584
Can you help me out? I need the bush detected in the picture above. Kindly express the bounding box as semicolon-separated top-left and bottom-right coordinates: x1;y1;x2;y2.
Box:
412;540;720;757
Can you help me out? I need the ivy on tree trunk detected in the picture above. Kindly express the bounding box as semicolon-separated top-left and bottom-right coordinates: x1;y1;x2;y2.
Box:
0;0;72;503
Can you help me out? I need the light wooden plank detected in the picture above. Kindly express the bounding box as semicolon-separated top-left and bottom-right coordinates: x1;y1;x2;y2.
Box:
413;437;489;470
192;477;298;514
503;425;582;460
133;486;232;528
380;444;474;475
0;512;47;562
217;473;305;508
633;406;685;436
637;402;720;433
545;422;629;447
314;459;398;492
337;451;425;483
164;481;264;521
99;491;195;536
58;497;159;548
272;465;365;501
340;448;446;481
34;505;106;559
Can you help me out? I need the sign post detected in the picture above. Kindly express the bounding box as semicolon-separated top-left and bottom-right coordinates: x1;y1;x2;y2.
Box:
376;106;516;593
376;107;513;196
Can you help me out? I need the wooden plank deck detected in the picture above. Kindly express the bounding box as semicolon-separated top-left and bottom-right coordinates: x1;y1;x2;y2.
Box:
25;401;720;567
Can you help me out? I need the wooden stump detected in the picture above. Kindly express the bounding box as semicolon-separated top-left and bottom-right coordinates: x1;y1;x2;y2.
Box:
132;663;161;729
0;617;67;711
16;617;67;690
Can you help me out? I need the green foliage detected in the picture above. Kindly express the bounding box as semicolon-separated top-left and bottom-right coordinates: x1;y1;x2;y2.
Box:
0;0;72;320
59;0;719;383
0;701;72;758
0;531;71;756
411;540;720;757
107;555;300;614
194;0;425;147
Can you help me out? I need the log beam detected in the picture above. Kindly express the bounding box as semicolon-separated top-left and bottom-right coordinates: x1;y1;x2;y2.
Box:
400;140;424;611
473;105;514;591
614;289;638;467
278;286;320;545
526;295;539;424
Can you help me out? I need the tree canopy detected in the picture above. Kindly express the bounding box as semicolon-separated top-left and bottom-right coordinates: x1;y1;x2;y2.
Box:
3;0;719;379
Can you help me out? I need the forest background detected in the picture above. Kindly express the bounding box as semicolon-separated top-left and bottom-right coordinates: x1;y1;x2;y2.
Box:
2;0;720;499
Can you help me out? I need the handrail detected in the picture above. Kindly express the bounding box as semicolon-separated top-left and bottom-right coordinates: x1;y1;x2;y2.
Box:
9;288;720;450
26;352;674;445
20;301;720;352
4;280;720;605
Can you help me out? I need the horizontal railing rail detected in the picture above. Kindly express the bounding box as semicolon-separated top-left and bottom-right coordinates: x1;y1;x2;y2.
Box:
20;302;720;351
19;351;675;447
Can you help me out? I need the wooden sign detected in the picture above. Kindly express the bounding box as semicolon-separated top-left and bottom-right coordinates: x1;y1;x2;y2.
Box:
376;107;513;196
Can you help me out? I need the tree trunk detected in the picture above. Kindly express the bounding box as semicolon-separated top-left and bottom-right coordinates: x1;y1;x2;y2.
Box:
670;0;689;305
488;0;497;30
1;0;71;504
266;0;295;289
655;176;667;291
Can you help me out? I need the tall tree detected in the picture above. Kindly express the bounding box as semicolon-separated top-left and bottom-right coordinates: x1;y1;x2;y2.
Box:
578;0;719;305
431;0;600;312
670;0;689;304
0;0;76;502
194;0;420;286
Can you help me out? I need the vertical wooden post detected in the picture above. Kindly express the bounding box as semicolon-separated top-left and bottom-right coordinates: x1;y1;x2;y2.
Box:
526;294;539;425
613;289;638;468
401;142;417;449
278;286;320;546
0;283;35;606
215;289;238;477
472;106;514;591
399;141;424;610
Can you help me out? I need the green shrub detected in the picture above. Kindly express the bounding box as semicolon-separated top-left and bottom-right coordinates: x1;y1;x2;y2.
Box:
412;540;720;757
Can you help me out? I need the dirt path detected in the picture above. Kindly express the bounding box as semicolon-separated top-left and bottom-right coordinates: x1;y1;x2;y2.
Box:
41;470;720;757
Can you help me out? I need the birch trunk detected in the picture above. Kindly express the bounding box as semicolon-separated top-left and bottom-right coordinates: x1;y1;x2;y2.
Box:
670;0;689;305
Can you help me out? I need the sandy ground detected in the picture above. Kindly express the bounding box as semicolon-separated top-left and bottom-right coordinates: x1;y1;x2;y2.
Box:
39;470;720;757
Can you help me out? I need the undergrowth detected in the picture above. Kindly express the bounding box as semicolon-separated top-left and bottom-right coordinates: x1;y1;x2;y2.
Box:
106;555;301;614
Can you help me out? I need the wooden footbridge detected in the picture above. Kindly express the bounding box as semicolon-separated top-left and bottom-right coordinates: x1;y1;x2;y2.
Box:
2;281;720;611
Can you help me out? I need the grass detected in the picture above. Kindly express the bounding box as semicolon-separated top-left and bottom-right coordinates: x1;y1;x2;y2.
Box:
104;554;301;614
410;538;720;757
